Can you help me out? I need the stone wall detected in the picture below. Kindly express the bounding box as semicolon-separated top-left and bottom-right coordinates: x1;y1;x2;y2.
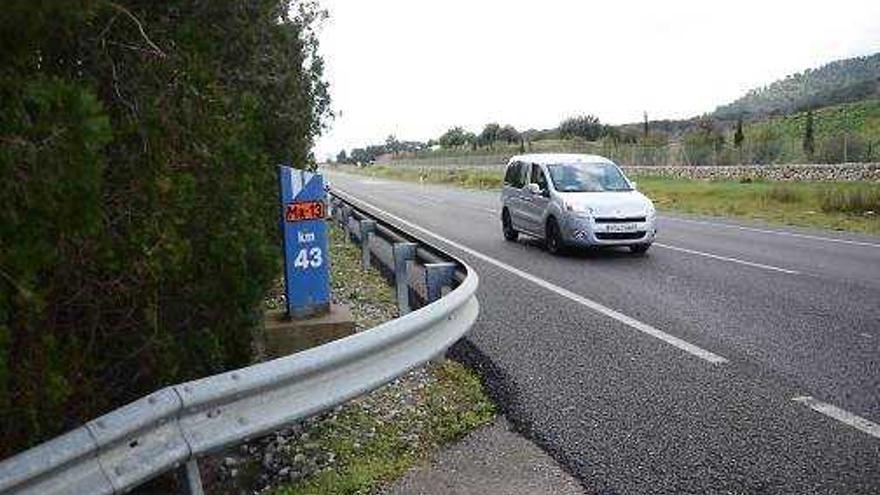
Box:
623;163;880;182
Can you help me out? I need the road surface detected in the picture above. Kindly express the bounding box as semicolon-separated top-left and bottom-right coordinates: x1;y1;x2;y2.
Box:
326;170;880;494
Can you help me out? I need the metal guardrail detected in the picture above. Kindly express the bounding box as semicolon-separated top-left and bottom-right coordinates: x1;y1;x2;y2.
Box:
0;190;479;495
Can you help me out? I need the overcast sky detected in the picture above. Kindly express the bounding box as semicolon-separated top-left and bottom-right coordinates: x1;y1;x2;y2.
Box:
313;0;880;160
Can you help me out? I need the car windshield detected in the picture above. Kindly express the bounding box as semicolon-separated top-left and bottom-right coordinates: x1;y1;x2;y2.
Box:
546;162;632;192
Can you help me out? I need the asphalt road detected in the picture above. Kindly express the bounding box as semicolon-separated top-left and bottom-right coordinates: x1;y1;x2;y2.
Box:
325;170;880;494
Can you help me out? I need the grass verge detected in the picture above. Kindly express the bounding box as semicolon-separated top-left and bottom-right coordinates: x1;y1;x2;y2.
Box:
634;176;880;235
332;165;880;236
264;224;495;495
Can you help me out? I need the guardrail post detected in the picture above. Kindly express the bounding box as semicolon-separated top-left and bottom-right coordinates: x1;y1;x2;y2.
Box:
393;242;417;314
341;206;352;242
359;219;376;269
329;197;339;223
333;198;343;225
180;459;205;495
425;262;456;303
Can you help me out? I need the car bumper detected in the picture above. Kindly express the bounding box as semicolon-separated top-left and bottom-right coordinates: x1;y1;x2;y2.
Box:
561;215;657;246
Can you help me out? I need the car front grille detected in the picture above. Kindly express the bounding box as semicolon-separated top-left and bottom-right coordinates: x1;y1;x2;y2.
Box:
595;231;647;240
594;217;646;224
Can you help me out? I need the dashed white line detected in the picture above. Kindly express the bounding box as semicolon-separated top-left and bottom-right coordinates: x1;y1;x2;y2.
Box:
333;187;728;365
654;243;801;275
792;396;880;439
662;216;880;249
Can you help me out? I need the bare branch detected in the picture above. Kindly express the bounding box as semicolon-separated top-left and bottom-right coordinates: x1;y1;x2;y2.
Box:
106;1;166;58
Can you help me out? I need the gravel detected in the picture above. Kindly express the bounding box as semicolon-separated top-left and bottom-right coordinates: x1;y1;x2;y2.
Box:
199;223;492;495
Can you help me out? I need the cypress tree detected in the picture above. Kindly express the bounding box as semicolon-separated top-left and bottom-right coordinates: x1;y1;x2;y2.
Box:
803;110;815;160
734;117;744;149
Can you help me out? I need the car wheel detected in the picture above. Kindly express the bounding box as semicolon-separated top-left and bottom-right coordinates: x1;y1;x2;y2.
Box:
546;218;565;255
502;209;518;241
629;243;651;254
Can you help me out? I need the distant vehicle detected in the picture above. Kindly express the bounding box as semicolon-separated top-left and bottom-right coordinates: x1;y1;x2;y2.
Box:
500;154;656;254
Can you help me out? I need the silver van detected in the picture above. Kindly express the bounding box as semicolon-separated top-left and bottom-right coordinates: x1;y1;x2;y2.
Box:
500;154;657;254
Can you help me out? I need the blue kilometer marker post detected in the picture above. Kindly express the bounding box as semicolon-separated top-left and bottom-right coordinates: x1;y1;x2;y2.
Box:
278;165;331;318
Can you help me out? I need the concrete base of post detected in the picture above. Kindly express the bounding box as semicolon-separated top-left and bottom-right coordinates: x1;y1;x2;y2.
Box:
264;303;356;357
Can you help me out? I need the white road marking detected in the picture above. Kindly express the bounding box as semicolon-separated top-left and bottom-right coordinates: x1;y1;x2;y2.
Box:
358;179;389;185
792;396;880;439
654;243;801;275
333;187;728;365
662;216;880;249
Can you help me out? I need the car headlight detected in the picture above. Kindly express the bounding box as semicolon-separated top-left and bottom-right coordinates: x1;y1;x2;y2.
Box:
565;202;593;217
646;203;656;220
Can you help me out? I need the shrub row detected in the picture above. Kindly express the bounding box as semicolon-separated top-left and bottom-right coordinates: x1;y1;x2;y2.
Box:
0;0;329;457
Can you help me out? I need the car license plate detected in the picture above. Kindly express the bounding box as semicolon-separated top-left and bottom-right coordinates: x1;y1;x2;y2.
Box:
605;223;639;233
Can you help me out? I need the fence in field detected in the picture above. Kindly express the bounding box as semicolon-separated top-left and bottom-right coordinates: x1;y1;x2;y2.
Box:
384;134;878;169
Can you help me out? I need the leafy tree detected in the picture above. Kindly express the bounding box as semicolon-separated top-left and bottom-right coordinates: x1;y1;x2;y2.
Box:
643;111;649;137
499;125;520;144
385;134;400;154
336;149;348;163
682;118;725;165
750;127;784;164
439;126;468;148
479;123;501;148
559;115;606;140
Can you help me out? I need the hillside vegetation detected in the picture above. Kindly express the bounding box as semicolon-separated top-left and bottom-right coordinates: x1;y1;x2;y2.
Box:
714;53;880;120
337;52;880;167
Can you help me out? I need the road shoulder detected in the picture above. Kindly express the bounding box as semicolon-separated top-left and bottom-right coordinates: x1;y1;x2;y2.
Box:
384;417;584;495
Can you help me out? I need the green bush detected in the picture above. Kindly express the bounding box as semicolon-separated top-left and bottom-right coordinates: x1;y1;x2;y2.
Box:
818;186;880;213
764;185;803;204
816;134;871;163
0;0;330;457
748;127;785;164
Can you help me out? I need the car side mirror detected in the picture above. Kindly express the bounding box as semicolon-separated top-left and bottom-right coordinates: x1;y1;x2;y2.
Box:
525;183;541;195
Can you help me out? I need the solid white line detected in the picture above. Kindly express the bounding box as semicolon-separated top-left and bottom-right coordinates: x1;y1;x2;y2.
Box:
654;243;801;275
333;187;728;365
792;396;880;439
662;216;880;249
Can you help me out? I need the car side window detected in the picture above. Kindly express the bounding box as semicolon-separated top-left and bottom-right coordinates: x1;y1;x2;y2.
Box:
531;164;548;192
504;162;521;187
518;162;531;188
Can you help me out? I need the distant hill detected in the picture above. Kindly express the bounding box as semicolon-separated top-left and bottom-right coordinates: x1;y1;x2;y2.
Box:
713;52;880;120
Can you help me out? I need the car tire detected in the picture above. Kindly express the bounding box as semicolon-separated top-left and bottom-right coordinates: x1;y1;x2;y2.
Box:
546;218;565;255
502;209;518;242
629;243;651;254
